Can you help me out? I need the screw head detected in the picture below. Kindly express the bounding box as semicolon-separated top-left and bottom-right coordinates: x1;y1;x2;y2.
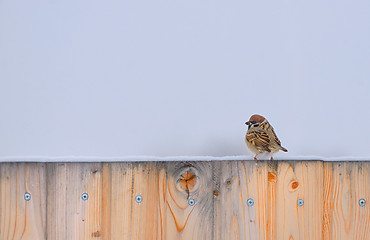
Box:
188;199;195;206
81;193;89;201
247;198;254;206
135;195;143;203
24;193;31;201
297;199;304;207
359;199;366;207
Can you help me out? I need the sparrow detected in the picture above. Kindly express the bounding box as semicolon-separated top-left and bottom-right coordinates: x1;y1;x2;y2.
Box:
245;114;287;161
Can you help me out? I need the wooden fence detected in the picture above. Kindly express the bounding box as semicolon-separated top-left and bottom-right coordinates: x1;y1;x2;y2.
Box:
0;160;369;240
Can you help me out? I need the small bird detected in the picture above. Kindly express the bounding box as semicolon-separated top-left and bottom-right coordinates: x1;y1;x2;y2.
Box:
245;114;287;161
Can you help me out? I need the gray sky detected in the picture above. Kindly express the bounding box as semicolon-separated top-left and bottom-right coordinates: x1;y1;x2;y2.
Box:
1;0;369;157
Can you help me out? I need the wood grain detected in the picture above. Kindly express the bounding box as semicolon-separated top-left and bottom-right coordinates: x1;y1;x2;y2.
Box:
0;163;46;240
275;161;323;240
159;162;214;239
323;162;370;239
213;161;323;240
47;163;103;240
214;161;259;240
0;161;369;240
130;162;160;240
102;162;133;240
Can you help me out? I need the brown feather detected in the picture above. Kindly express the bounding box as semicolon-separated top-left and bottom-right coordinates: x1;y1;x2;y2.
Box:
271;127;282;146
270;127;288;151
280;147;288;152
249;114;266;123
246;130;271;152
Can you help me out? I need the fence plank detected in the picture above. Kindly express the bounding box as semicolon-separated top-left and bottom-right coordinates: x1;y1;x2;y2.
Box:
104;162;133;240
323;162;370;240
159;162;214;239
214;161;260;240
130;162;160;240
240;161;271;240
296;161;323;240
275;161;323;240
47;163;103;240
214;161;243;240
0;163;46;240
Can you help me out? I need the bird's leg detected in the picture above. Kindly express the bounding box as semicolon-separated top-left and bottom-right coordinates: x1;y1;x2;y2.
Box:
254;154;258;161
270;156;274;161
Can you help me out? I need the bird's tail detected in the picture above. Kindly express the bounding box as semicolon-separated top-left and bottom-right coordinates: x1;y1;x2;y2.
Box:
280;147;288;152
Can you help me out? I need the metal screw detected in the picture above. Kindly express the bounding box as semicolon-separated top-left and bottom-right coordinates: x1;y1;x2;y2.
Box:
247;198;254;206
81;193;89;201
24;193;31;201
188;199;195;206
135;195;143;203
359;199;366;207
297;199;304;207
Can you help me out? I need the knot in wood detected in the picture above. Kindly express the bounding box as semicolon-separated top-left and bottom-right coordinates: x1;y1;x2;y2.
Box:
288;180;299;192
178;171;197;192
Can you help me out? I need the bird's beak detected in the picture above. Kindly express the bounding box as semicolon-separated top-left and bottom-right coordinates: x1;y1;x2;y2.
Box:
245;121;251;126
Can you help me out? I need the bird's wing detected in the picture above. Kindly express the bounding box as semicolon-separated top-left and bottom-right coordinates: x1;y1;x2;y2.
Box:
270;127;282;146
246;130;271;152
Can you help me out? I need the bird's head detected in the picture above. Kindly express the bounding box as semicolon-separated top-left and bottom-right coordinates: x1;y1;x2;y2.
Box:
245;114;266;129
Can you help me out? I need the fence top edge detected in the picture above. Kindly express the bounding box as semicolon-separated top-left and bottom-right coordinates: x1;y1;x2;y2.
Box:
0;156;369;163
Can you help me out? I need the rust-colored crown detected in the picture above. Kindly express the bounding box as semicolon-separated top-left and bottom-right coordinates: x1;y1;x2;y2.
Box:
249;114;266;123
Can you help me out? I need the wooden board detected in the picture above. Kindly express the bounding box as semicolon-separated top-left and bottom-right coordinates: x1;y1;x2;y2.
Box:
0;163;46;240
0;161;369;239
323;162;370;239
101;162;133;240
46;163;103;240
159;162;214;240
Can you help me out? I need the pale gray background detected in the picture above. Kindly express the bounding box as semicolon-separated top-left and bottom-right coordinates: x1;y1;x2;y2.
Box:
1;0;369;157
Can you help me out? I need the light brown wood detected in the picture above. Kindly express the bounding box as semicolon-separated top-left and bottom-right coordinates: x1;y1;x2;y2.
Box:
130;162;160;240
47;163;103;240
323;162;370;239
275;161;323;240
101;162;133;240
213;161;323;240
0;163;46;240
214;161;244;240
0;160;369;240
159;162;214;239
